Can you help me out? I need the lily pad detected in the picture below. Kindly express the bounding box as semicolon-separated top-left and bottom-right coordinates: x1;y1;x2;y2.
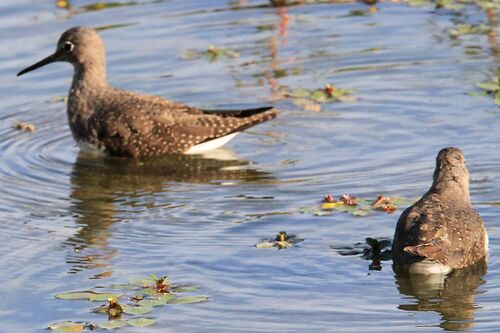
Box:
127;318;156;327
97;320;127;330
48;321;84;332
169;295;209;304
122;305;152;315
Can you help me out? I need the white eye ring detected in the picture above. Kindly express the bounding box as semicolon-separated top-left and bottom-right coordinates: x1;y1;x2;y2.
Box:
63;41;74;52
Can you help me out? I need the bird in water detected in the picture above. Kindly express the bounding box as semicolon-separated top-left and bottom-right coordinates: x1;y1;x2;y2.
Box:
17;27;278;158
392;147;488;274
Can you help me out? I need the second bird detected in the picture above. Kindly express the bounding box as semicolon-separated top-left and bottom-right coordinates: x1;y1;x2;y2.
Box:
17;27;277;158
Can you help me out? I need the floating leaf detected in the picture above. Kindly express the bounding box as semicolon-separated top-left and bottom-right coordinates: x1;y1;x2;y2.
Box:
406;0;430;6
130;277;154;287
171;285;199;293
310;90;328;102
81;1;137;12
97;320;127;330
289;89;311;98
127;318;156;327
89;293;122;302
301;194;413;217
138;298;166;307
160;293;177;303
55;291;119;301
476;81;499;92
122;305;152;315
449;24;491;38
48;321;84;332
256;231;304;249
169;295;209;304
55;291;96;300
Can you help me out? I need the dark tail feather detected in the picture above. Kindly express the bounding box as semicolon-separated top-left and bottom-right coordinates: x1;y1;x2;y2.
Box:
202;106;274;118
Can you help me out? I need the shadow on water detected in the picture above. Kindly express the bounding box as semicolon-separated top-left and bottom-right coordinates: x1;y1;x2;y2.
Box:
394;260;487;331
63;150;273;274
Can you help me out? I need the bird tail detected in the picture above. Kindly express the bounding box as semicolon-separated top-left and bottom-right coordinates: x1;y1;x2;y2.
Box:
202;106;276;118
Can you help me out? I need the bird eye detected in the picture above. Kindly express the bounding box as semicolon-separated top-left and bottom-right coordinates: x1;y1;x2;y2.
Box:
63;41;74;52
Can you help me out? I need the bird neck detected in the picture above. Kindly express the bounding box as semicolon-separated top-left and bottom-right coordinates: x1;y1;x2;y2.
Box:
71;61;108;91
428;169;471;206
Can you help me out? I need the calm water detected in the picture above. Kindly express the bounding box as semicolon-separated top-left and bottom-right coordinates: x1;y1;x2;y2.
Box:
1;0;499;332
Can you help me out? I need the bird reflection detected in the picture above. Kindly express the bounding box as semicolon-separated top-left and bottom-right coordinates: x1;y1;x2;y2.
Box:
63;150;273;276
395;260;487;331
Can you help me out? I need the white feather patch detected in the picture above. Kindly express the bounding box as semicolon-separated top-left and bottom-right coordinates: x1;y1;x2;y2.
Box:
408;260;452;275
185;133;239;154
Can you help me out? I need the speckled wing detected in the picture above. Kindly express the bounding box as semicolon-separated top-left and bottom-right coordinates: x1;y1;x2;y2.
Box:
393;195;487;269
90;92;277;157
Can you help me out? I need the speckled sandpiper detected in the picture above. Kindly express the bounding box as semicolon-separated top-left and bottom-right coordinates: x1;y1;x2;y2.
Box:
17;27;278;158
392;147;488;274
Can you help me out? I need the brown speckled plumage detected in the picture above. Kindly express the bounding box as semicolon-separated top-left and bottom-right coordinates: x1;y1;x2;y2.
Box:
17;27;277;158
392;147;488;272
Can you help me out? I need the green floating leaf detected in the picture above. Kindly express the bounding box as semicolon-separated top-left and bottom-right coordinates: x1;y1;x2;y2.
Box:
89;293;122;302
476;82;499;92
160;293;177;303
135;287;156;296
138;298;166;307
55;291;95;300
406;0;431;7
127;318;156;327
171;285;199;293
289;89;311;98
169;295;209;304
55;291;120;301
81;1;137;12
48;321;84;332
130;277;154;287
122;305;152;315
310;90;328;103
97;320;127;330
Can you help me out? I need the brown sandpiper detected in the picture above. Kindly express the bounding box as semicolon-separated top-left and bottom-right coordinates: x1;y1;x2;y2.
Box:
17;26;278;158
392;147;488;274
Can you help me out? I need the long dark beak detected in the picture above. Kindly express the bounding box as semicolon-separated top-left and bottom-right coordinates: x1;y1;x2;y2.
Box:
17;52;59;77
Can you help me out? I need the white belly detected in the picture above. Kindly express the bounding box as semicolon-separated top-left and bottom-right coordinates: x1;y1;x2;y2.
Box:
408;260;452;275
185;133;238;154
76;132;239;156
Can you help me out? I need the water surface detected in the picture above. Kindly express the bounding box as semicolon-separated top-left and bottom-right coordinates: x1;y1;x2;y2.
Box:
0;0;499;332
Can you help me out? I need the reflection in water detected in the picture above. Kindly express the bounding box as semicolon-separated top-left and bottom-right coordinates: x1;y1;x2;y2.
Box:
395;260;487;331
63;150;273;275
